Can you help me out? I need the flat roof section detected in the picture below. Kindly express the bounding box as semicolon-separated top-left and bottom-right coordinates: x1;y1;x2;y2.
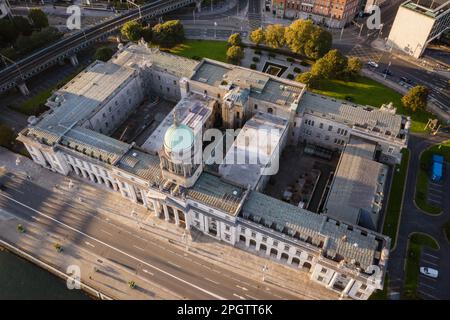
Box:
323;136;388;229
298;92;405;139
219;112;288;189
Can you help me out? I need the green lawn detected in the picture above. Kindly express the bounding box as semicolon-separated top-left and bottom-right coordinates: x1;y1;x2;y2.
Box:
403;233;439;299
383;149;410;248
164;40;228;63
311;76;435;133
415;140;450;215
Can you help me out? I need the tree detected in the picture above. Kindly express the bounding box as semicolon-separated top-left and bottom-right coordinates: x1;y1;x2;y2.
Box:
0;19;19;45
296;72;319;88
0;124;15;148
121;21;143;42
303;26;332;59
285;19;314;55
141;26;152;42
228;33;242;47
152;20;184;48
285;19;332;59
346;57;363;78
402;86;429;112
311;49;348;79
95;47;114;62
13;16;33;36
28;9;49;29
264;24;286;49
16;27;61;55
250;28;265;46
226;45;244;64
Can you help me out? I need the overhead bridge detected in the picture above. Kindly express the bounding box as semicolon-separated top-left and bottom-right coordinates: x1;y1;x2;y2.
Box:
0;0;196;95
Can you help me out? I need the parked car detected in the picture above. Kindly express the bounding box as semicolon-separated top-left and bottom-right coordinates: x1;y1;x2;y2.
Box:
367;61;379;68
420;267;439;278
382;69;393;76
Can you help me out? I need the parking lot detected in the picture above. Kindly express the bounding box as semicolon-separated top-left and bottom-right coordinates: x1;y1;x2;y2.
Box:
417;247;441;300
427;180;445;208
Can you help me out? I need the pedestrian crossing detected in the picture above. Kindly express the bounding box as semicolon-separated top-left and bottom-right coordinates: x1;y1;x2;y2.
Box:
248;12;262;30
348;44;384;63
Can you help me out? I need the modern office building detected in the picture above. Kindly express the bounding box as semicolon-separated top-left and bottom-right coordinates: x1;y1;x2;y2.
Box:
17;42;410;299
270;0;360;28
388;0;450;58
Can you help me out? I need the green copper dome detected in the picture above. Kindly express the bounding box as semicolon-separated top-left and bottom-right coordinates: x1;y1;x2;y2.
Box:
163;124;194;153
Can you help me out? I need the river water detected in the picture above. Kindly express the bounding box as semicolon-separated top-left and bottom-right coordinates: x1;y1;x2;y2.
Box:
0;249;90;300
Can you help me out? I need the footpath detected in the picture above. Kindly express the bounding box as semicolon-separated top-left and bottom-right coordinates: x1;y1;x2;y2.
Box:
0;148;340;300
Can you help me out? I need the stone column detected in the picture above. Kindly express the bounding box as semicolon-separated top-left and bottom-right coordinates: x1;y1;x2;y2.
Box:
151;199;158;216
174;209;180;226
163;204;170;221
327;272;339;288
184;211;190;230
341;279;356;298
88;172;96;183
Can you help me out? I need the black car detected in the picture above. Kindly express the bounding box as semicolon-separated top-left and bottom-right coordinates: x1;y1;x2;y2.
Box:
400;76;413;84
382;69;393;76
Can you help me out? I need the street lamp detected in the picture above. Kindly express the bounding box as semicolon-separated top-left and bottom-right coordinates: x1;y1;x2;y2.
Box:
384;61;391;80
262;264;268;282
181;231;189;251
126;0;142;20
214;21;217;38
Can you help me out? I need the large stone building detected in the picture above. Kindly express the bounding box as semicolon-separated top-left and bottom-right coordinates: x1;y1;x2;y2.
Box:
17;42;410;300
270;0;360;28
388;0;450;58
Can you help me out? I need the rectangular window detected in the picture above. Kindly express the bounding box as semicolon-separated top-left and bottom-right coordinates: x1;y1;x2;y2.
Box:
328;125;333;131
321;267;327;273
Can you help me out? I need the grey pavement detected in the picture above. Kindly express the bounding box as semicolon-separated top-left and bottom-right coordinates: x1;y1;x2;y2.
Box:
387;134;450;300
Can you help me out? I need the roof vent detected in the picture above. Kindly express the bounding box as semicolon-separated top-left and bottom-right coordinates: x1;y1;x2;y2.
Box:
132;152;138;157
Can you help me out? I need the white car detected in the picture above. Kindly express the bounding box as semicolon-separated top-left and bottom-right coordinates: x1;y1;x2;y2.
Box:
420;267;439;278
367;61;379;68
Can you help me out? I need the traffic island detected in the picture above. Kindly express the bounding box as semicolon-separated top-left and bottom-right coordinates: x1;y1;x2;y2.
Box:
415;140;450;215
403;233;439;299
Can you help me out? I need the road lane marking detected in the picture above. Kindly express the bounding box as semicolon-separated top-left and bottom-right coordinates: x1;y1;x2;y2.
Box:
419;282;436;290
233;293;246;300
142;269;154;276
133;245;145;251
31;216;41;221
419;274;437;282
423;253;439;259
0;193;226;300
85;241;95;248
204;277;220;285
421;260;439;266
100;229;113;236
168;261;181;269
236;285;248;291
245;294;257;300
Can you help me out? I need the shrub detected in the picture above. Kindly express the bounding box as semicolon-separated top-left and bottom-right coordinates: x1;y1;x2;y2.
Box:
268;53;276;58
254;49;262;55
252;56;260;63
287;57;295;63
293;67;301;73
250;64;257;70
300;60;309;66
287;73;294;80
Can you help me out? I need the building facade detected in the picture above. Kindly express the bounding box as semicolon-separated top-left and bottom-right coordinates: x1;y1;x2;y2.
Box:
271;0;360;28
17;42;410;300
388;0;450;58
